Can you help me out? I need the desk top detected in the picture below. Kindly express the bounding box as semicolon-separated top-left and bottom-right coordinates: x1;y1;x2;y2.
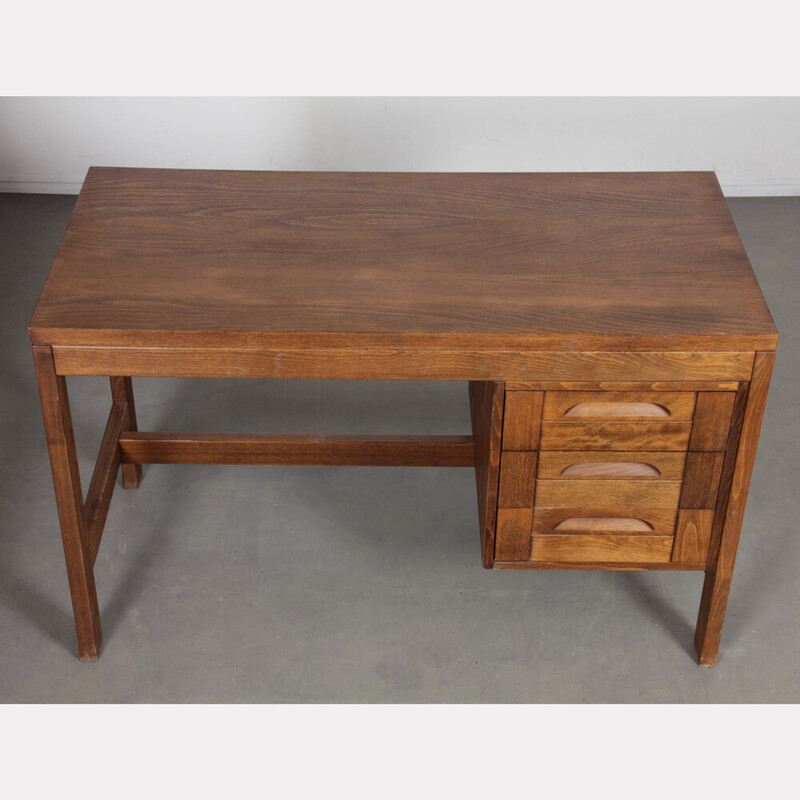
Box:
29;168;777;352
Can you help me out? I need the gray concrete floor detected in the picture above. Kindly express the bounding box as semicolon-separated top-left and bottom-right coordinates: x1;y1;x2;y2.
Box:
0;193;798;703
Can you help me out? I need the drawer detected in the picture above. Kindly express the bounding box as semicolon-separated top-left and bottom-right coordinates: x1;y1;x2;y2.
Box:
530;534;674;563
538;451;686;480
535;479;681;509
543;391;696;421
539;421;691;451
532;507;678;536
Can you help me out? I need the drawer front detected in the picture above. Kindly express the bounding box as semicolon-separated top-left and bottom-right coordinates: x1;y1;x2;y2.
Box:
535;479;681;509
543;391;696;421
531;535;674;563
538;451;686;480
532;507;678;536
539;421;692;451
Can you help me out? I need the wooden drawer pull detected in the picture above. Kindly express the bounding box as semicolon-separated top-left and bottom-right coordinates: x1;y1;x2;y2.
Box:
560;461;661;478
564;401;669;418
554;517;654;532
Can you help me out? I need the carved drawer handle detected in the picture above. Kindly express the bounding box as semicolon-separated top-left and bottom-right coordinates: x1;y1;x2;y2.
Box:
560;461;661;477
554;517;655;532
564;401;670;418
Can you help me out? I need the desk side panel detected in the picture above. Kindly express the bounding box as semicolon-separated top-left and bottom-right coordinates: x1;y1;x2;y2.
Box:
469;381;504;568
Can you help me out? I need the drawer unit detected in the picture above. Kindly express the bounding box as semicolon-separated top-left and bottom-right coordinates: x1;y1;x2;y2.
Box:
484;385;737;567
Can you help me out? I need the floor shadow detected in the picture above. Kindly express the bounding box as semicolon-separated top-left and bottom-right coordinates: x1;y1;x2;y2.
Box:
98;480;182;645
0;564;75;655
612;572;698;660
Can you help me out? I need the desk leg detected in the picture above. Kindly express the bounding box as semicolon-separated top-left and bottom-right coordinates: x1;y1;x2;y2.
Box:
33;346;102;661
694;352;774;666
111;377;142;489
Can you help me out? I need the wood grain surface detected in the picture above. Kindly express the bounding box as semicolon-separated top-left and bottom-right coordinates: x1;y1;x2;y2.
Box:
118;432;475;467
672;510;715;563
534;478;681;509
50;346;755;382
690;392;737;451
84;401;125;564
110;376;142;489
532;507;678;536
494;560;705;571
507;381;740;391
469;381;504;568
497;451;537;508
542;391;696;420
495;508;534;561
530;534;674;563
32;346;102;660
538;451;686;480
502;391;543;449
695;352;775;665
30;168;777;352
539;421;692;451
680;452;724;509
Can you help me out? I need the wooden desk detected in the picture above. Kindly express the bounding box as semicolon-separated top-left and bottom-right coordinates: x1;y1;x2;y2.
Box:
29;168;778;665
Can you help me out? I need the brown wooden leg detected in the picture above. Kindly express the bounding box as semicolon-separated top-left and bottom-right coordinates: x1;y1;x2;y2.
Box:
33;346;102;660
111;376;142;489
694;352;775;666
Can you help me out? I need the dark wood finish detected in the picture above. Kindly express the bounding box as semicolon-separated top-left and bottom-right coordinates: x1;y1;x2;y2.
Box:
50;346;754;382
119;432;475;467
469;381;504;568
502;391;543;450
533;507;677;536
672;510;715;564
495;508;533;561
539;421;692;451
531;535;674;563
84;401;125;565
110;377;142;489
695;352;775;666
542;391;696;421
497;451;537;508
538;451;686;480
32;346;102;661
680;452;724;509
690;392;736;451
29;169;777;352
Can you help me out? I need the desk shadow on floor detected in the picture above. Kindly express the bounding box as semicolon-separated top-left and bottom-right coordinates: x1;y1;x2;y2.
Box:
0;565;75;654
611;571;699;660
97;471;189;648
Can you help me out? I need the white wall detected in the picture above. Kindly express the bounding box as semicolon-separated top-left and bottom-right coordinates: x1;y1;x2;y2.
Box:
1;97;799;196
